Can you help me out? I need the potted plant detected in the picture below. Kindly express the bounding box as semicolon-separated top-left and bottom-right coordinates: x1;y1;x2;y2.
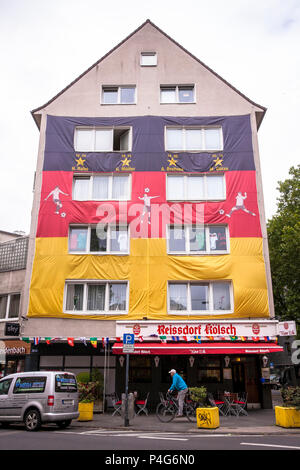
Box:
275;386;300;428
77;372;100;421
189;387;219;429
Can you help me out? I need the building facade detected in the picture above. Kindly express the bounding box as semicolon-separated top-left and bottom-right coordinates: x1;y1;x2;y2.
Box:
0;231;30;377
22;20;282;409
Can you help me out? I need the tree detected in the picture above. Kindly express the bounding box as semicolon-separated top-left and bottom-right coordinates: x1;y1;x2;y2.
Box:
267;165;300;337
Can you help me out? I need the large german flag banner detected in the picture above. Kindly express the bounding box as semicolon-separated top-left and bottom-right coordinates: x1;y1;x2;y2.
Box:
27;115;270;320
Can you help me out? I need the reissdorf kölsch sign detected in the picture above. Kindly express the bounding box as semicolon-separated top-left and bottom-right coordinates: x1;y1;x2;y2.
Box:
116;320;279;339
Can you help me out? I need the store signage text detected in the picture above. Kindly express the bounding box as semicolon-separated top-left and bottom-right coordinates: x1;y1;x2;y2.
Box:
157;323;237;336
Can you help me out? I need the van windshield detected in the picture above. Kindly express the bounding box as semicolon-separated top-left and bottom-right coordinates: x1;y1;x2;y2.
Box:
55;373;77;393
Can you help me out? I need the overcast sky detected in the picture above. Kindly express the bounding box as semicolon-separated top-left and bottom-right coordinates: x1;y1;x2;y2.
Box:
1;0;299;234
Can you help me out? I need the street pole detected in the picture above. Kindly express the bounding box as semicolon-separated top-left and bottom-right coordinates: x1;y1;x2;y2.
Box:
124;353;129;427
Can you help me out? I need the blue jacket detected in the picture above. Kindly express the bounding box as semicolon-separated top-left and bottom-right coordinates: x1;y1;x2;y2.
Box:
169;373;187;391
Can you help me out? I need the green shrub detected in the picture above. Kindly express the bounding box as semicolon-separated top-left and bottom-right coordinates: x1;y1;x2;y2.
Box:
281;386;300;410
189;386;207;405
76;369;104;403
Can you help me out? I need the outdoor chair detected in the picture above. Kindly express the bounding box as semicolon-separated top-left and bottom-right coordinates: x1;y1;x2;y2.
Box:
207;393;227;416
135;392;150;416
233;392;248;416
111;393;122;416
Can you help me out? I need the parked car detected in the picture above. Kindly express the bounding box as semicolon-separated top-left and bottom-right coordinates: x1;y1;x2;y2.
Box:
0;371;79;431
269;374;281;390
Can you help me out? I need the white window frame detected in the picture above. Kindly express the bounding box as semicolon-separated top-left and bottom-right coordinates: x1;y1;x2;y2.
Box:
140;52;157;66
64;280;129;315
0;293;20;322
68;224;130;255
72;173;131;201
166;174;226;201
74;126;132;152
160;85;195;104
167;281;233;316
165;126;223;152
101;86;136;105
166;225;230;255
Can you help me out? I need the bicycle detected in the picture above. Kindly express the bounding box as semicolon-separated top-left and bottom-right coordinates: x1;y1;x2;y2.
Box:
156;391;198;423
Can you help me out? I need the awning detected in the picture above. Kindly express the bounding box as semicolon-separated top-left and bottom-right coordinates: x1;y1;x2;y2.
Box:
112;342;283;355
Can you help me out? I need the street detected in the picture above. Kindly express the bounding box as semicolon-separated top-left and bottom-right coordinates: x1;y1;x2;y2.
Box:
0;426;300;451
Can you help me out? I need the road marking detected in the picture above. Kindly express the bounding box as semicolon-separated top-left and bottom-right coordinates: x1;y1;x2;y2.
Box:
137;436;188;441
241;442;300;450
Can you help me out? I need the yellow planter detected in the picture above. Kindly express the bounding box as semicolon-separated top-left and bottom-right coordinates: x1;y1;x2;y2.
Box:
78;402;94;421
196;407;219;429
275;406;300;428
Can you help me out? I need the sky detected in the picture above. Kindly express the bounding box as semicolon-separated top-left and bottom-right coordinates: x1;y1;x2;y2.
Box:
1;0;299;234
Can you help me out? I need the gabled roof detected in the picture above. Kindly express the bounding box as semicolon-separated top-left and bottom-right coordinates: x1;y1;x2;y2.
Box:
31;19;266;128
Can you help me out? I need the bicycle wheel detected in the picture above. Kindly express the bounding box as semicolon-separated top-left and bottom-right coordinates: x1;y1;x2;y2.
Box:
185;403;197;423
156;402;176;422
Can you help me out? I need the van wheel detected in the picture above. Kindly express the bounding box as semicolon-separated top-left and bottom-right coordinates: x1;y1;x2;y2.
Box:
24;409;41;432
56;420;72;429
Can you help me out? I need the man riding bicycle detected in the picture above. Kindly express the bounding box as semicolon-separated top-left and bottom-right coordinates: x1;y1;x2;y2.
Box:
168;369;188;417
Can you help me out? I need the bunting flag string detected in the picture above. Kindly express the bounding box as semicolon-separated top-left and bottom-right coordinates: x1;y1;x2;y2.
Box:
160;336;167;343
194;336;201;343
45;337;51;345
34;337;40;346
90;337;97;348
79;337;87;346
137;336;144;342
67;337;74;347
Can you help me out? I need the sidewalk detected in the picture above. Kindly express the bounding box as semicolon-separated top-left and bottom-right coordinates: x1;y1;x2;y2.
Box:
72;392;300;435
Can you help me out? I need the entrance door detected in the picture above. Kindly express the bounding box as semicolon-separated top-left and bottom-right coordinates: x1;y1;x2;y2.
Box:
232;362;245;394
244;357;260;404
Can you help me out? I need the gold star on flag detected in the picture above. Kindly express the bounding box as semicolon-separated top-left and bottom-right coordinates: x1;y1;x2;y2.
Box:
122;156;131;167
168;156;178;166
213;156;223;167
76;156;86;167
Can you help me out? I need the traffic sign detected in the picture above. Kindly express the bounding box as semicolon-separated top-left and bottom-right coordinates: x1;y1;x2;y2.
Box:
123;333;135;353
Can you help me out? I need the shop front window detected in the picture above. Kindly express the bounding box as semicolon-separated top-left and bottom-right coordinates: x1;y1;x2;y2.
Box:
197;357;221;384
129;357;152;383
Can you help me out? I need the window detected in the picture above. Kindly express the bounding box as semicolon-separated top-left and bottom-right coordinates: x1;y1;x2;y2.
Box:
0;378;12;395
197;357;221;384
166;174;225;200
168;281;232;314
69;225;129;254
55;374;77;393
167;225;228;254
0;293;20;321
129;357;152;383
13;376;47;394
64;281;128;314
0;237;29;273
102;86;136;104
74;127;131;152
165;127;222;151
140;52;157;66
160;85;195;103
73;174;130;201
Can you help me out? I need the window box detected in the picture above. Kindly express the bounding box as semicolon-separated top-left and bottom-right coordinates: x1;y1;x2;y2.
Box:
167;281;233;315
73;174;131;201
166;174;225;201
64;281;128;315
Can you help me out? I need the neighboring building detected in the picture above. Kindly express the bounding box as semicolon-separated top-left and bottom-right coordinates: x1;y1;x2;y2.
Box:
22;20;283;408
0;230;30;377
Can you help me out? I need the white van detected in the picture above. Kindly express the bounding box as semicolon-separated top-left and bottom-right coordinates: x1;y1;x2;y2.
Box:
0;371;79;431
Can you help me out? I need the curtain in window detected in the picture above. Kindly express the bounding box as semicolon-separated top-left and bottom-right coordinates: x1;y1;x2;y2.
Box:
109;283;126;310
169;227;185;251
75;129;94;151
120;87;135;103
178;87;194;102
190;284;209;310
160;88;176;103
95;129;112;151
66;284;83;311
213;283;230;310
110;227;128;252
187;176;204;200
186;129;202;150
167;176;184;199
206;175;224;199
209;226;227;251
87;284;105;311
103;88;118;104
205;128;221;150
112;175;128;199
90;227;107;252
69;227;88;251
73;178;90;200
169;283;187;310
189;226;206;251
93;176;109;199
8;294;20;318
0;295;7;319
166;129;182;150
